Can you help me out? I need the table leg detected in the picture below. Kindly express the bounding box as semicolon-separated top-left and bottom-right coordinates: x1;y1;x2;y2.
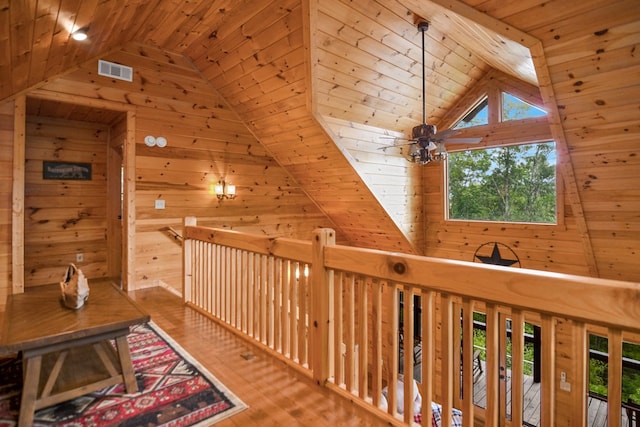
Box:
19;354;42;427
114;335;138;394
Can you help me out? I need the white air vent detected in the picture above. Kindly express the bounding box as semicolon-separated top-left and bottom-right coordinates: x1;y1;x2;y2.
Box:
98;60;133;82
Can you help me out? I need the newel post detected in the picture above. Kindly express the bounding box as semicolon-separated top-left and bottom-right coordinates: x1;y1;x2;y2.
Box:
183;216;197;303
310;228;335;385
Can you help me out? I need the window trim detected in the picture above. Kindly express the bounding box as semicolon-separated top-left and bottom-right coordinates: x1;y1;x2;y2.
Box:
444;139;564;227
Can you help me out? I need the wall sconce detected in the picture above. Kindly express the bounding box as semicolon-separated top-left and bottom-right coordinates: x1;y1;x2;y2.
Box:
210;180;236;200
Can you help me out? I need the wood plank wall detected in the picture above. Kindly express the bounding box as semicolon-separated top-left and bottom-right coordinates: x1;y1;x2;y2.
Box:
464;0;640;282
25;42;338;292
421;70;591;276
189;0;419;255
322;116;425;251
24;116;110;287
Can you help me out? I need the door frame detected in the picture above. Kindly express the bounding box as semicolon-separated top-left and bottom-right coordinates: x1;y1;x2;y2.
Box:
12;93;136;292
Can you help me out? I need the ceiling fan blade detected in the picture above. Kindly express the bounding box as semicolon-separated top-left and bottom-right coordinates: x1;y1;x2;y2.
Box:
377;141;417;150
441;137;483;144
378;135;413;144
436;128;460;138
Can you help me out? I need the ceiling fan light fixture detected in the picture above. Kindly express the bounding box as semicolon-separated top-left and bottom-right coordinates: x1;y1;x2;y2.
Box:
432;142;448;162
407;142;432;165
408;142;421;160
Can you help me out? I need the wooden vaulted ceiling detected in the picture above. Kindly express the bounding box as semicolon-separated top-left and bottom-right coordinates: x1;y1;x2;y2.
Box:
0;0;540;252
2;0;535;131
3;0;640;279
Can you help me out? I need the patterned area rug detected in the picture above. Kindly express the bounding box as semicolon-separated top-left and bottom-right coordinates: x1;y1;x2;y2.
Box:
0;322;247;426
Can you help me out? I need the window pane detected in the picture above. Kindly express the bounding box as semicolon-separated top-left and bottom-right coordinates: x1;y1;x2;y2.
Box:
447;142;556;223
502;93;546;121
454;97;489;129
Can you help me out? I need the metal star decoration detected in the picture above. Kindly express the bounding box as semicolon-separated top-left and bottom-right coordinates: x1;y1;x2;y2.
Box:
474;242;519;267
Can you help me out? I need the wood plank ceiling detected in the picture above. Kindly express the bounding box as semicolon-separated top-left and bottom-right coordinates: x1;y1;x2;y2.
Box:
2;0;639;279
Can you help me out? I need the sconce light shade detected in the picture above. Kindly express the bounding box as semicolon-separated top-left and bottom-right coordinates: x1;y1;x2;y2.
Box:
432;142;447;162
212;180;236;200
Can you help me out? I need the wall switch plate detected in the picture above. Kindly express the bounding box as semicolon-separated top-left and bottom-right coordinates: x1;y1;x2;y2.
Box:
155;200;165;209
559;371;571;391
76;253;84;263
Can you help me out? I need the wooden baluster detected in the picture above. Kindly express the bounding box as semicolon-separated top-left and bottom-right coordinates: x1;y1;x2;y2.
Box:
608;328;623;427
420;289;434;427
461;298;475;427
387;284;399;417
333;270;344;385
540;314;555;426
371;278;383;408
485;303;499;427
345;273;355;392
511;309;524;427
441;293;454;427
274;257;282;351
357;276;368;399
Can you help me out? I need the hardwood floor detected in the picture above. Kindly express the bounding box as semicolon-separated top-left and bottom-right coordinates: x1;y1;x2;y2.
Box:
128;286;384;426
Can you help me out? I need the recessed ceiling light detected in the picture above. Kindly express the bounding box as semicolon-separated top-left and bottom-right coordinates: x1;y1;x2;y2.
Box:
71;30;88;41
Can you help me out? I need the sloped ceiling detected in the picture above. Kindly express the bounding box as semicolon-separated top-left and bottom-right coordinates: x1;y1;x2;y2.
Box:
3;0;526;254
1;0;534;135
3;0;640;279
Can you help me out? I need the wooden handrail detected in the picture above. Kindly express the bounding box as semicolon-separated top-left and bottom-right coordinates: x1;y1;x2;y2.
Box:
181;220;640;427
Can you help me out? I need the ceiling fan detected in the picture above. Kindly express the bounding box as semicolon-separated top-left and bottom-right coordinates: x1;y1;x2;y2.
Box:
380;21;482;165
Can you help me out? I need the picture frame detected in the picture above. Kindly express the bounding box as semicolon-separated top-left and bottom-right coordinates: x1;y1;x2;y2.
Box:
43;161;92;180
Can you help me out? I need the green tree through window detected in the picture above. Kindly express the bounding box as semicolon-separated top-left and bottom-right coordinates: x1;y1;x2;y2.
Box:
589;335;640;405
447;142;556;223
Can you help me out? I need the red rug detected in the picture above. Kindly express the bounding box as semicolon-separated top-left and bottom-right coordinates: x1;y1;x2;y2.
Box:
0;322;247;426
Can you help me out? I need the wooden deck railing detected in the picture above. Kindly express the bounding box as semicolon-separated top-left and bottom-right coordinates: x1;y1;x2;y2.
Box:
182;218;640;427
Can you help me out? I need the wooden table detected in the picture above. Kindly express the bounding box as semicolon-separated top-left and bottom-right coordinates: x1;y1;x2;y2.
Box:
0;281;150;427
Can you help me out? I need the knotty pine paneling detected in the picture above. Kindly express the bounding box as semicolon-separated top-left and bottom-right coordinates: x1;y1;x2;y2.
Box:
488;0;640;287
423;70;589;277
323;116;425;250
32;42;340;292
24;116;109;287
192;1;417;254
316;0;489;135
3;0;639;280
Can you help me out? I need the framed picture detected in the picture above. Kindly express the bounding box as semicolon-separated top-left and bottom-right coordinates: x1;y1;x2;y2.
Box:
43;161;92;180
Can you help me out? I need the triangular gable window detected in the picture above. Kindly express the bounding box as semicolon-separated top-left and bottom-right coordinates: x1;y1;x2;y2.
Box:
502;92;546;121
453;97;488;129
